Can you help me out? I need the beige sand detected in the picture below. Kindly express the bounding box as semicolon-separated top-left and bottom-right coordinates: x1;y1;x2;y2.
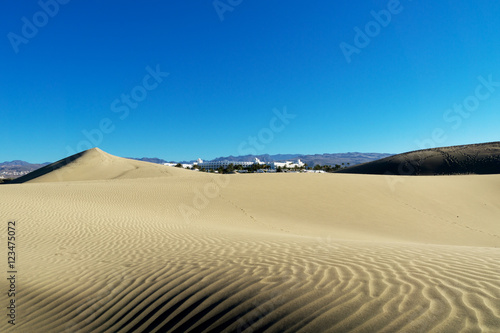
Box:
0;148;499;332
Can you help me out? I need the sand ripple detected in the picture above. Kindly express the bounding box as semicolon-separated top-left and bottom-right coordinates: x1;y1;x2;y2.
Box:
0;173;499;332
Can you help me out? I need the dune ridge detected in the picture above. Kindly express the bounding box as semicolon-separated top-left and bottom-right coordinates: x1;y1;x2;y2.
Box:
9;148;195;183
1;148;499;332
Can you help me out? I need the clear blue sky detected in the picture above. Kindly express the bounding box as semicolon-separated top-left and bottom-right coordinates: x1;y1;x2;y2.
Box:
2;1;500;163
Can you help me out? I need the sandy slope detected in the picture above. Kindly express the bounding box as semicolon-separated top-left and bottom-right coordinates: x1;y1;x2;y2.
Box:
0;149;499;332
9;148;196;183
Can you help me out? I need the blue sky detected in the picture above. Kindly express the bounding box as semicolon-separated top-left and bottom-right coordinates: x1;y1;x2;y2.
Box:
2;1;500;162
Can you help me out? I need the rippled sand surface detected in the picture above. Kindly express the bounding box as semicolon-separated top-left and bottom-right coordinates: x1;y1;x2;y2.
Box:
1;149;499;332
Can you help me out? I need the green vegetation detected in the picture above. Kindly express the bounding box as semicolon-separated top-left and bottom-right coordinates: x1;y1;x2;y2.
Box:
312;164;345;172
194;162;352;174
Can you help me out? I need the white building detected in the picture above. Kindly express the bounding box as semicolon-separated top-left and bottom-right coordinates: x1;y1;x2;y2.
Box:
269;159;304;170
196;157;264;170
165;157;306;172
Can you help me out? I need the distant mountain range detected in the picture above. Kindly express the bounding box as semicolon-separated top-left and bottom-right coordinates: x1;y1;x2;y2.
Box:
0;160;51;168
2;152;392;179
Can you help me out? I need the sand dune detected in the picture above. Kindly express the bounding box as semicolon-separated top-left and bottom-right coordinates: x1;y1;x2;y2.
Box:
1;148;499;332
338;141;500;175
9;148;195;183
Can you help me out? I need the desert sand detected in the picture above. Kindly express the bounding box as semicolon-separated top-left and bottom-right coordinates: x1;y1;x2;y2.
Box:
0;148;499;332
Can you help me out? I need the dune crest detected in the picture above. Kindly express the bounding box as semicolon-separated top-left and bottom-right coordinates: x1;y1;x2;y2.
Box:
10;148;194;183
